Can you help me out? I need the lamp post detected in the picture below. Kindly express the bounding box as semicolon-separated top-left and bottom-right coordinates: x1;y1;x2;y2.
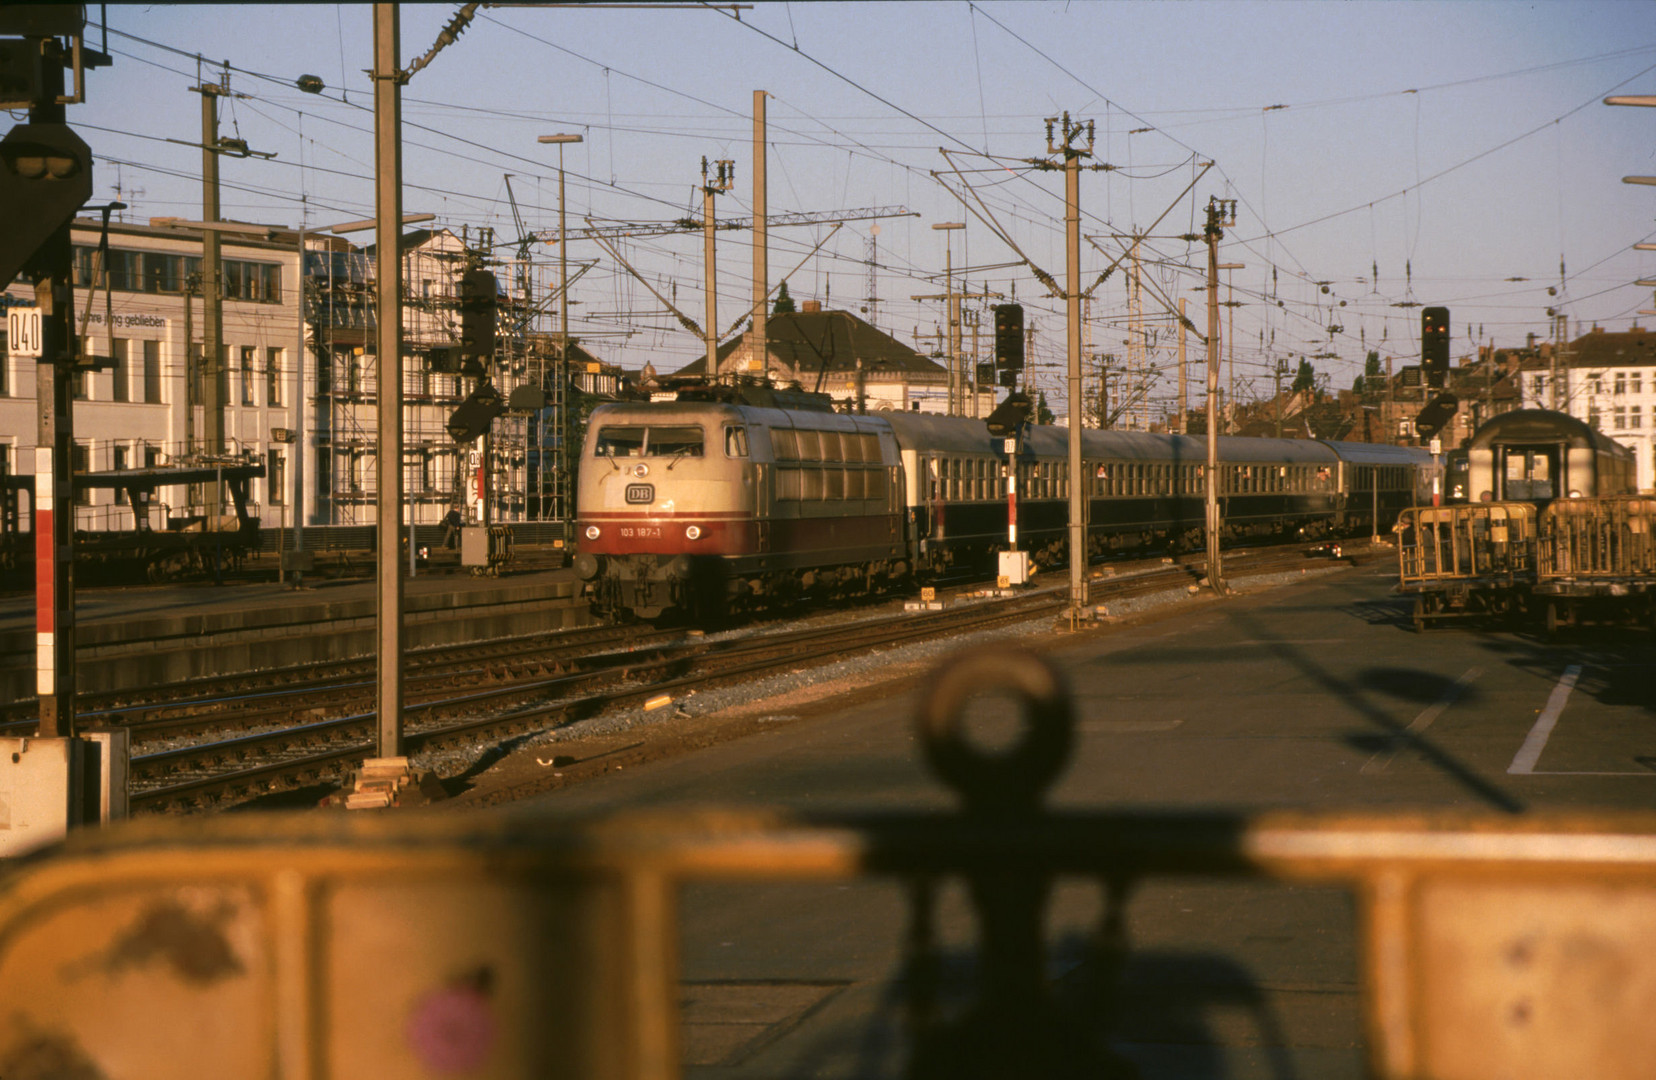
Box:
933;222;965;415
537;135;582;366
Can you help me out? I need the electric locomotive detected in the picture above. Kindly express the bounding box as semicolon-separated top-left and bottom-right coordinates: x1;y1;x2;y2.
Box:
575;385;1435;621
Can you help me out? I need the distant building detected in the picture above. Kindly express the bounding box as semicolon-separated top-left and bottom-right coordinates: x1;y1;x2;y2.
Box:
1;220;604;537
1;217;303;532
674;301;986;415
1517;325;1655;491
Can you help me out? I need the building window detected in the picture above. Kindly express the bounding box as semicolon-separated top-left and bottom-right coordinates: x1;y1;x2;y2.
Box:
1591;375;1605;395
1613;406;1627;429
72;442;90;505
240;346;257;406
1588;407;1601;428
266;347;284;406
71;368;88;400
1633;372;1644;395
1632;406;1643;430
1615;373;1627;395
268;448;285;505
112;337;131;403
112;445;129;503
1531;374;1545;400
142;340;162;403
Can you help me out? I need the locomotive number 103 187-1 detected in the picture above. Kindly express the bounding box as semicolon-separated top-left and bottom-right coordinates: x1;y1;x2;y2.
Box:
619;526;663;539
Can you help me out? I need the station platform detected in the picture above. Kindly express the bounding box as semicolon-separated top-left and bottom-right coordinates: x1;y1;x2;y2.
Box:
0;564;590;701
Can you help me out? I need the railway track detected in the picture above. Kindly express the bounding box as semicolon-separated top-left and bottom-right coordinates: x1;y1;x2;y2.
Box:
126;540;1366;814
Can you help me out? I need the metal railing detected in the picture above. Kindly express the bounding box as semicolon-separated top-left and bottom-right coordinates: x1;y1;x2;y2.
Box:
4;649;1655;1078
1538;495;1656;583
1396;501;1538;585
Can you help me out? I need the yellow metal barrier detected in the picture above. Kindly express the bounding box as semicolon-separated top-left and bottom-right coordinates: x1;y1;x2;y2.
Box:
1395;502;1537;627
5;650;1656;1079
1536;495;1656;631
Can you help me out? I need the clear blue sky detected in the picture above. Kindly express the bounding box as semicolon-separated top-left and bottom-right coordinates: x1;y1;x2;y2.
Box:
69;1;1656;412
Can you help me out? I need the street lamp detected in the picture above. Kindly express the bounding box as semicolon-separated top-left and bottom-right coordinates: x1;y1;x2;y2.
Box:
933;222;965;415
538;134;583;363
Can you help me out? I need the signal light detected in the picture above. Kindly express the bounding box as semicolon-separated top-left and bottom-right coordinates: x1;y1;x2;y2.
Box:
458;267;498;363
1421;305;1450;390
993;303;1024;371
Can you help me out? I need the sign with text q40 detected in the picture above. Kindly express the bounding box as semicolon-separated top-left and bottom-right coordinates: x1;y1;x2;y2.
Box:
6;305;42;358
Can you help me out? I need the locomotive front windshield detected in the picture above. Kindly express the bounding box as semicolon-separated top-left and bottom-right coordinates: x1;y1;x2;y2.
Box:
594;425;704;458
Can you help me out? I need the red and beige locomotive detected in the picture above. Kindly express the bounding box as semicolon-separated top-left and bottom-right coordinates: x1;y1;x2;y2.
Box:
574;384;1432;619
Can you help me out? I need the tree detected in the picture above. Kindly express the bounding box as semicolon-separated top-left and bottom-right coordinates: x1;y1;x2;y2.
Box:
1353;350;1383;394
1292;358;1316;395
773;280;796;315
1035;390;1055;426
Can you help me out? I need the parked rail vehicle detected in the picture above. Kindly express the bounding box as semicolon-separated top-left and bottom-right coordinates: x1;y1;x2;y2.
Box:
1395;501;1540;629
1465;408;1636;504
1534;495;1656;633
573;385;1434;619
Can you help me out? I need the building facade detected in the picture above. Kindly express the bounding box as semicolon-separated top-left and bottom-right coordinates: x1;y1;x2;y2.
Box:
1;217;301;532
2;219;601;538
1517;326;1655;492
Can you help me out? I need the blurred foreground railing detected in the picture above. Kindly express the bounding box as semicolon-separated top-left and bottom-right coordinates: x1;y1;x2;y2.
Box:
3;649;1656;1078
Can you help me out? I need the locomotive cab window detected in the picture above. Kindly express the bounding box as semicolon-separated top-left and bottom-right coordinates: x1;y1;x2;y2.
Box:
648;426;704;457
724;426;749;458
595;426;646;457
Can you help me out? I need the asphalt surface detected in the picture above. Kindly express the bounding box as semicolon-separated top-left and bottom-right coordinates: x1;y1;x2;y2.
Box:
510;562;1656;1079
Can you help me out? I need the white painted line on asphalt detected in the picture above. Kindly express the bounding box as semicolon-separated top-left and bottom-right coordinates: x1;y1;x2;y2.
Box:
1508;665;1582;775
1361;667;1482;775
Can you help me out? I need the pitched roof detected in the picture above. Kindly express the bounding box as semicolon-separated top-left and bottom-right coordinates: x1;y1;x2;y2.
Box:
1566;327;1656;369
675;309;947;377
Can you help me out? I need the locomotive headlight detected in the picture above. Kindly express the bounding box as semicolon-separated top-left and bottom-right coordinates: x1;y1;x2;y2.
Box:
685;525;702;540
633;463;649;478
1569;490;1583;499
585;525;601;540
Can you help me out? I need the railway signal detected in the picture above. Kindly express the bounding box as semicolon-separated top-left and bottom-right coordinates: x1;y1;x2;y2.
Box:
993;303;1024;384
458;266;498;371
1422;306;1449;389
0;121;93;288
1414;391;1459;441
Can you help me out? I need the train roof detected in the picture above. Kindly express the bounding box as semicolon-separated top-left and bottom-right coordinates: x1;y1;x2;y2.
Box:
1467;408;1634;459
1318;441;1434;466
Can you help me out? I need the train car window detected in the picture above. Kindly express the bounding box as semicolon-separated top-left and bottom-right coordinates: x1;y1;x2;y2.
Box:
803;468;825;500
861;433;881;462
777;468;801;501
822;430;846;462
724;426;749;458
825;468;846;500
773;429;799;461
796;429;822;461
594;426;646;457
648;427;704;457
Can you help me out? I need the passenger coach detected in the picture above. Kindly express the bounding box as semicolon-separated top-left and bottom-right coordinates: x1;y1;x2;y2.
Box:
575;386;1434;620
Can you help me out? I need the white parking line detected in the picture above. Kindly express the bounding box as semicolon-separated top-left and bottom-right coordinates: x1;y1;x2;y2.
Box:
1507;665;1582;775
1361;668;1482;775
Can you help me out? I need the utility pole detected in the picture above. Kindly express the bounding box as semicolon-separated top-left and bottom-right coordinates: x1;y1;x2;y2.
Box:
373;2;404;761
1274;358;1288;438
1032;112;1094;625
1219;262;1245;433
192;73;228;457
701;157;734;379
23;37;83;739
1204;197;1236;595
932;222;964;415
752;90;768;379
1177;297;1188;434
